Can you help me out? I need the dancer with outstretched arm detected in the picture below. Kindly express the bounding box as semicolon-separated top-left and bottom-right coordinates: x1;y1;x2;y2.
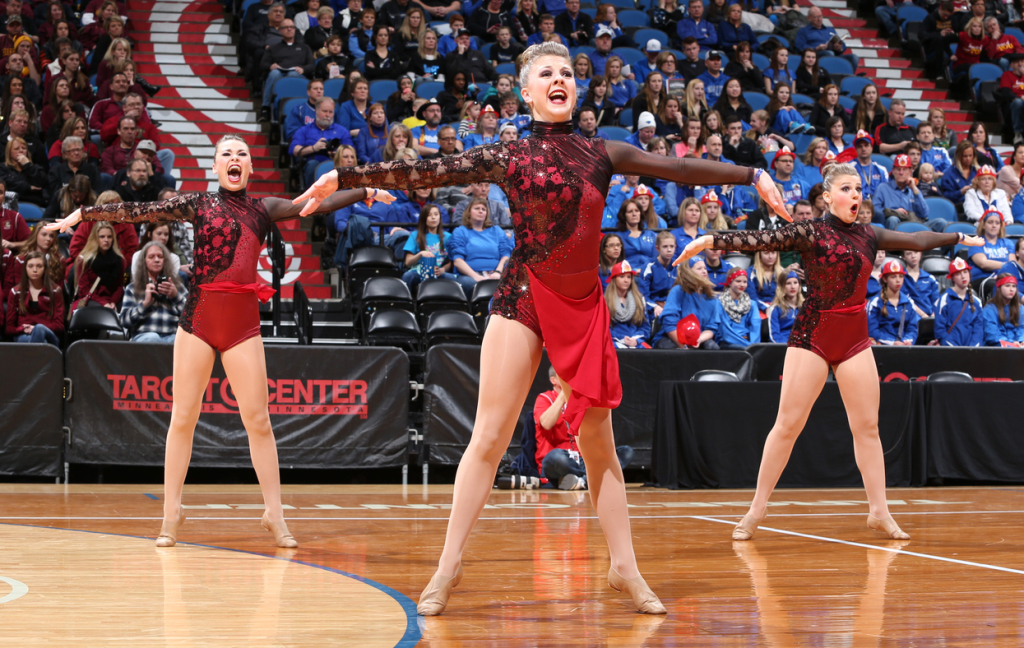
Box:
295;41;789;616
674;161;983;542
50;135;395;549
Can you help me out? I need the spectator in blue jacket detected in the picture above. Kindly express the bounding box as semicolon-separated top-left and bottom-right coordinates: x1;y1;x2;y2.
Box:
795;7;858;69
747;249;781;312
606;260;651;348
940;141;978;207
348;8;376;59
868;260;919;345
714;266;761;348
605;56;638;109
462;104;500;149
677;0;718;50
696;50;729;106
291;98;354;187
970;210;1017;282
917;122;951;177
768;270;802;343
934;257;984;346
717;4;755;55
769;147;809;208
852;130;889;202
997;237;1024;282
354;102;389;163
283;78;324;142
866;247;885;303
652;261;720;348
625;111;657;150
703;245;734;292
337;76;371;139
448;197;513;296
639;231;677;316
873;153;948;232
901;249;941;317
983;273;1024;345
402;203;455;286
615;198;658;269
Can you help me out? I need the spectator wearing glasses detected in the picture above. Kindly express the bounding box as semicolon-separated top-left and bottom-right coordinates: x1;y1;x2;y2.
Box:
47;135;99;197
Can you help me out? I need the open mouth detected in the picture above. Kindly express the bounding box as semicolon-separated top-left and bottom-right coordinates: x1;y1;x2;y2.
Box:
227;164;242;183
850;203;859;214
548;88;568;105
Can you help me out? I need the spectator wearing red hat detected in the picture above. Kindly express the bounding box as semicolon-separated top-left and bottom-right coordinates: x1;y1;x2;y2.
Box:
767;270;803;343
614;197;658;268
852;130;889;201
768;146;807;209
651;261;720;349
964;164;1012;223
606;260;651;348
933;257;984;346
461;104;499;149
713;265;760;348
638;230;678;317
867;260;919;345
873;153;944;232
969;210;1016;282
605;174;662;224
901;249;941;317
983;273;1024;345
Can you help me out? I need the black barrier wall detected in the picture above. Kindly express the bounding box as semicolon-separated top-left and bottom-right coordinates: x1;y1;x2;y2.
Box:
0;343;63;476
422;345;755;466
64;341;410;469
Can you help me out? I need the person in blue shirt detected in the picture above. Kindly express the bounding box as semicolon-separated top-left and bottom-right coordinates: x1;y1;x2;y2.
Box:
462;104;500;149
746;249;781;312
901;249;941;317
284;79;325;142
767;270;803;343
934;257;985;346
970;210;1017;282
437;14;474;58
670;197;706;256
940;141;978;207
448;196;514;296
997;237;1024;283
868;260;920;345
605;56;637;109
625;111;657;150
795;7;858;69
717;4;756;56
677;0;718;50
348;8;376;59
615;198;658;268
916;122;951;177
411;98;443;155
605;260;652;348
354;102;389;163
639;231;678;316
633;39;664;84
337;77;371;139
291;98;354;187
652;260;720;348
696;50;729;107
865;248;885;303
769;147;809;208
589;27;614;77
714;266;761;348
852;131;889;202
702;245;734;293
402;203;456;286
526;13;569;47
983;273;1024;345
873;153;949;233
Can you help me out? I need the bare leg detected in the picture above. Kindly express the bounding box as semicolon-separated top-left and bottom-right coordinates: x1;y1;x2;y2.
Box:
743;348;830;524
162;328;217;523
220;335;287;528
435;316;543;576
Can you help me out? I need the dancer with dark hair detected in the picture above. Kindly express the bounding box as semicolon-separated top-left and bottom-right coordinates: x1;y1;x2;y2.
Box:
49;134;394;549
296;40;788;616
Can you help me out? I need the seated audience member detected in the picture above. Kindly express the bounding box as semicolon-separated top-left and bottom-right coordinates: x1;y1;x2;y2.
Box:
934;257;984;346
703;246;734;292
452;180;511;226
797;6;853;63
983;273;1024;346
598;232;624;287
49;117;99;164
142;188;193;272
47;136;100;197
964;165;1012;223
71;220;128;311
88;73;131;132
866;247;885;302
0;52;42;107
4;108;47;169
385;77;416;124
941;141;978;206
314;35;352;82
337;76;371;140
114;158;164;203
402;203;454;287
874;153;946;232
96;59;147;103
639;231;677;317
2;219;64;303
768;270;802;343
0;179;29;244
722;115;765;169
259;18;314;119
462;103;499;149
714;266;760;348
747;109;795;155
448;197;513;296
606;260;651;348
100;116;164;178
852;130;888;202
997;237;1024;283
2;136;46;205
132;219;184;279
52;49;96;108
94;36;132;88
363;25;405;81
355;102;389;163
916;122;950;178
445;27;498;82
917;163;941;198
4;250;63;345
901;249;940;318
371;123;413;164
868;260;919;346
768;147;808;208
652;260;721;349
283;78;324;142
411;98;445;156
970;210;1016;283
120;241;187;343
65;185;137;265
532;365;633;490
292;98;353;187
746;250;781;312
614;198;658;268
767;86;813;135
670;197;706;253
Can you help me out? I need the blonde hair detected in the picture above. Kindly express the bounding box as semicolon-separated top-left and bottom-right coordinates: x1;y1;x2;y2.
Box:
103;37;132;65
823;162;858;192
677;196;702;224
96;190;121;205
751;250;779;291
919;162;935;177
698;201;729;230
76;221;123;278
684;78;707;118
518;41;571;89
604;274;646;326
770;272;804;312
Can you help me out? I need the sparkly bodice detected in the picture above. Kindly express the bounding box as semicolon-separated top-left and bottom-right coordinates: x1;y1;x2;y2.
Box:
712;216;878;349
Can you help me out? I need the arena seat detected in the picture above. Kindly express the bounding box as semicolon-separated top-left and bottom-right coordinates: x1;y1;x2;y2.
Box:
724;253;752;269
925;197;957;223
416;81;445;99
424;310;480;346
360;276;414;331
365;308;420;349
470;279;500;329
602;126;632;141
67;306;125;345
926;371;974;382
415;278;468;328
692;370;740;382
347;246;400;300
19;202;43;224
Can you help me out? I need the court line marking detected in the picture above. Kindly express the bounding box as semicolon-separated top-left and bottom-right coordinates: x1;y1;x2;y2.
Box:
691;515;1024;576
0;576;29;604
0;523;421;648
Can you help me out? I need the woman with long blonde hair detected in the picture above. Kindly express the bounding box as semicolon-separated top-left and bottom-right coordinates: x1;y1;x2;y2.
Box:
96;37;131;87
684;78;708;119
605;261;651;348
73;220;126;310
2;135;46;204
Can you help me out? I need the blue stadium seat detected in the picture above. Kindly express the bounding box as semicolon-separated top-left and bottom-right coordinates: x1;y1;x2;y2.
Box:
880;96;892;110
837;95;857;111
606;0;634;9
612;47;645;65
618;108;633;127
415;80;444;100
480;42;493;60
1007;223;1024;237
819;57;854;76
324;78;345;99
752;53;769;69
896;222;929;234
602;126;632;141
279;97;306;144
904;116;920;130
369;79;398;103
945;222;976;236
968;62;1002;84
634;28;668;48
743;91;769;111
792;93;814;106
272;76;310;118
315;160;334;181
789;133;815;155
840;76;872;97
872;154;893;173
1007;27;1024;43
496;62;516;75
896;4;927;26
618;10;649;27
19;202;42;223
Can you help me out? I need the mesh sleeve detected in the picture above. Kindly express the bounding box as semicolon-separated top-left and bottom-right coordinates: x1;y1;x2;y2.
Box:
335;142;510;191
81;193;200;224
712;221;817;253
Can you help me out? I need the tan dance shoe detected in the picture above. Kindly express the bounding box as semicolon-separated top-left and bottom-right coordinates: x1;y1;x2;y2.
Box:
155;512;186;547
261;513;299;548
732;512;765;541
867;515;910;540
417;564;464;616
608;567;667;615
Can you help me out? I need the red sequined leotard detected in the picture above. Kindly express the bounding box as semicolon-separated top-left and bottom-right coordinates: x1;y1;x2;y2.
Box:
711;216;959;365
333;120;756;431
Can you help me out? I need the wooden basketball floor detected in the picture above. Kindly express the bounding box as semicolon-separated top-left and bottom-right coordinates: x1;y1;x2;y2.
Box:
2;484;1023;646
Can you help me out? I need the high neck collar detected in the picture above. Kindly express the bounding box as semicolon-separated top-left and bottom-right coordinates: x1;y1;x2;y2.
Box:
825;212;854;227
530;120;575;137
219;185;247;198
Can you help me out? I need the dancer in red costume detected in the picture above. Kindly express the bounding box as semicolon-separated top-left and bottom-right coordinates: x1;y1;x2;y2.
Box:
675;161;984;542
295;41;789;616
50;135;394;549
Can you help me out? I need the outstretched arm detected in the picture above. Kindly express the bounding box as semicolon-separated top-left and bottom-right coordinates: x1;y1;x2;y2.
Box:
263;188;395;222
673;222;816;267
605;140;790;222
293;143;511;216
875;228;981;251
46;193;199;233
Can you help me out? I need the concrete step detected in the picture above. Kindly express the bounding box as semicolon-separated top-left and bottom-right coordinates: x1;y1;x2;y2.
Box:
136;62;240;77
134;43;237;56
150;97;255;111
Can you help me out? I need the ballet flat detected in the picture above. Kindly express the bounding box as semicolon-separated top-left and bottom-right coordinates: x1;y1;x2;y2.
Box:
867;515;910;540
732;513;765;541
417;564;463;616
155;512;186;547
608;567;667;615
261;513;299;548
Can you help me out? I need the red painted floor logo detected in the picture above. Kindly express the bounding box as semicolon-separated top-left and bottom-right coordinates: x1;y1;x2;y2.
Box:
105;375;369;418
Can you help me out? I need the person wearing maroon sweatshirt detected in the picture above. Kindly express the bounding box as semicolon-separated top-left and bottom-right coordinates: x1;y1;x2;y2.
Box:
997;54;1024;142
5;249;64;345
